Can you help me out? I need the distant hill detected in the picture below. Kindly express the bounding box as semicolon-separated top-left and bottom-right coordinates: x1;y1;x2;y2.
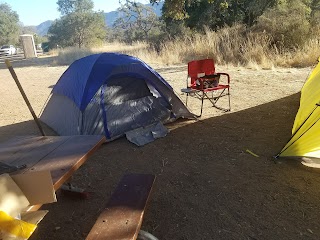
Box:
36;20;54;36
33;2;163;36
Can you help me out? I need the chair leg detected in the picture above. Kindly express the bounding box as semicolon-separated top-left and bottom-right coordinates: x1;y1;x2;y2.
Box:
206;89;231;112
227;88;231;111
185;89;231;116
186;94;188;106
200;91;204;117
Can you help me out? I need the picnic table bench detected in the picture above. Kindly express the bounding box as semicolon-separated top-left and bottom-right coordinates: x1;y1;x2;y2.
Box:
86;173;156;240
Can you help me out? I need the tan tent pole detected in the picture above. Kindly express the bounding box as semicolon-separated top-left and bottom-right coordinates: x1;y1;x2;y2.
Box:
5;60;46;136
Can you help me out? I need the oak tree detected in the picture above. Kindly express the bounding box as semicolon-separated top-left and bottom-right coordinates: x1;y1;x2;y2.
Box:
48;0;106;48
0;3;20;45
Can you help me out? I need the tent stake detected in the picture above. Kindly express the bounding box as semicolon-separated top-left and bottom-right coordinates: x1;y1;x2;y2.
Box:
5;60;46;136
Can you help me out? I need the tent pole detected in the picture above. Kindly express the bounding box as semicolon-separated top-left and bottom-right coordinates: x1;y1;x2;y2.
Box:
5;60;46;136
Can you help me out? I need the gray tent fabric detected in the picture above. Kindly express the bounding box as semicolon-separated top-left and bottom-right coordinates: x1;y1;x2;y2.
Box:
40;53;195;145
125;121;169;146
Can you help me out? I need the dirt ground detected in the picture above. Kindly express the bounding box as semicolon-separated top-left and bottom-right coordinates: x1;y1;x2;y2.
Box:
1;56;320;240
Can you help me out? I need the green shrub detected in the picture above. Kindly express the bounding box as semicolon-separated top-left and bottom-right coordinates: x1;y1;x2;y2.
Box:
253;0;311;50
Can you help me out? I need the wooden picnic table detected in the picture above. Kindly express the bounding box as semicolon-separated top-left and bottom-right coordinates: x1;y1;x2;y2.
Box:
0;135;158;239
0;135;106;210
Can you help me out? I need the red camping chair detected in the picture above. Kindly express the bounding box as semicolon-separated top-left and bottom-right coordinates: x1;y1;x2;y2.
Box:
181;59;231;117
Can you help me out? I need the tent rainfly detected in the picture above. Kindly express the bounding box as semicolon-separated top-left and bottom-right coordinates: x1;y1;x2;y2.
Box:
277;58;320;163
40;53;195;145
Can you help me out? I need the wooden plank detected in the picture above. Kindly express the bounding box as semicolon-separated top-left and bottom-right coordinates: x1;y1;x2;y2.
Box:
25;135;106;190
86;174;155;240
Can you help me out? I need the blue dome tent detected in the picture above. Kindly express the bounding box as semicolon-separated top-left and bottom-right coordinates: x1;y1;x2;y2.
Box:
40;53;194;144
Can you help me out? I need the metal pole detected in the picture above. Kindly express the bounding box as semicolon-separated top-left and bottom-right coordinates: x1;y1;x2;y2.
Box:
5;59;46;136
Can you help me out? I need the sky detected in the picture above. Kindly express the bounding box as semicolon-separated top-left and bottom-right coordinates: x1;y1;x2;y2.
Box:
3;0;150;26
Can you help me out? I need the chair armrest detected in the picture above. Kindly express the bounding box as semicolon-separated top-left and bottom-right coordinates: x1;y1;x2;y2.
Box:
216;72;230;84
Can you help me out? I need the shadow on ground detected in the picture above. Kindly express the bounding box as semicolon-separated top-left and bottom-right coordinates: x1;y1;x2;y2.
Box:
4;92;319;240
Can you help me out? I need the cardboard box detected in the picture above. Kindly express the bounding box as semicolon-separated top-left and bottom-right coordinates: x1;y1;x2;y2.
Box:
0;171;56;239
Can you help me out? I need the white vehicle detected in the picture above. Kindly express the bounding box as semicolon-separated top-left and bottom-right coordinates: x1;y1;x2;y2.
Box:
0;45;17;55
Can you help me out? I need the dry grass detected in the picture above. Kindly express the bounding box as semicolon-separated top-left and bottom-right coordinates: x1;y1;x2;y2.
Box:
92;41;149;55
51;25;320;68
50;42;151;66
52;48;95;65
284;39;320;67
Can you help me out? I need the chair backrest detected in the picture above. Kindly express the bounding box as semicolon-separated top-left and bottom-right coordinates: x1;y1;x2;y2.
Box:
188;59;216;85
